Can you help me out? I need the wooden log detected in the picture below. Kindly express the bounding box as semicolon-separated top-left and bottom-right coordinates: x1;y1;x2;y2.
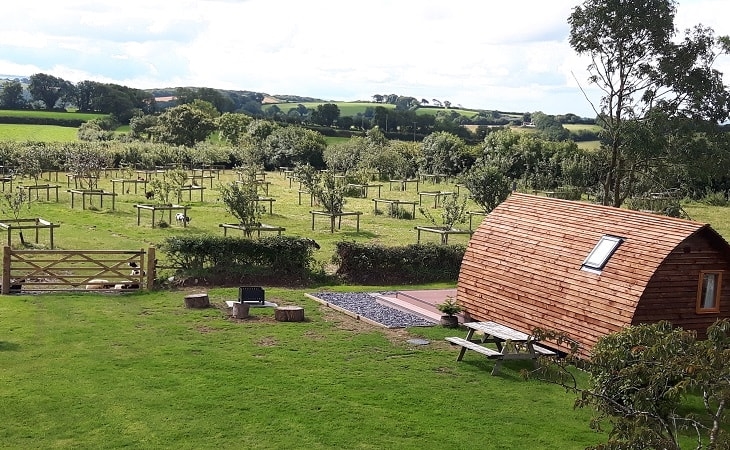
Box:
274;306;304;322
232;301;250;319
184;293;210;308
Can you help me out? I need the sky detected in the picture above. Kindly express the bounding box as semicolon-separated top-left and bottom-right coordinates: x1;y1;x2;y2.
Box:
0;0;728;117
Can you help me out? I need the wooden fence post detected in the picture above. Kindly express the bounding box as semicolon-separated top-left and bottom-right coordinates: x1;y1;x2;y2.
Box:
2;246;10;294
146;246;156;290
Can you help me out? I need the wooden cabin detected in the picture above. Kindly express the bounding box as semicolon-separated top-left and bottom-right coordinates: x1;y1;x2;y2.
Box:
457;193;730;355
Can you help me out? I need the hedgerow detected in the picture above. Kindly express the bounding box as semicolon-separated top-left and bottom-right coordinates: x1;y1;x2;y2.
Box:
334;241;464;284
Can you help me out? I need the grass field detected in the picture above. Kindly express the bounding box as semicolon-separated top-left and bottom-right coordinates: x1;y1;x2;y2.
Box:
0;124;78;142
0;162;726;448
0;109;108;121
0;288;608;449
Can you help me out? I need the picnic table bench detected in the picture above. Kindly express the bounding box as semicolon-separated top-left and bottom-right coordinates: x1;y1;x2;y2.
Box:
446;321;556;375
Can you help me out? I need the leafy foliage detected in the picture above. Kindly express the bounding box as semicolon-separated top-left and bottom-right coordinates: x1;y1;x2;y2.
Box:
535;320;730;449
148;168;188;205
460;162;511;213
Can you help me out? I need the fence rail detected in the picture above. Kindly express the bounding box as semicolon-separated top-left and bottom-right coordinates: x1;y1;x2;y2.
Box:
1;246;156;294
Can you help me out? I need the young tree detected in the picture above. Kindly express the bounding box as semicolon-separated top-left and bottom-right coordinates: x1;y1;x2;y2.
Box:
218;170;265;238
64;144;112;192
569;0;730;206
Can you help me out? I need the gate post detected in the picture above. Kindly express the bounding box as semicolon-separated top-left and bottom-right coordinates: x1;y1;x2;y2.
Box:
2;246;11;294
146;246;156;290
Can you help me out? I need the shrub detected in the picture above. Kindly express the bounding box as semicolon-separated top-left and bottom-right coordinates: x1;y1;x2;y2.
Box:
334;241;465;284
161;235;319;280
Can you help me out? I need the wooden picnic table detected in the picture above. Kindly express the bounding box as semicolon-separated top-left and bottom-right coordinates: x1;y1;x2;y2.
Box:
446;321;555;375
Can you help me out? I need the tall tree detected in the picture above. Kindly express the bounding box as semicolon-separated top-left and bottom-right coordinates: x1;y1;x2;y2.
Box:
0;80;25;109
151;104;216;147
569;0;730;206
312;103;340;126
28;73;73;110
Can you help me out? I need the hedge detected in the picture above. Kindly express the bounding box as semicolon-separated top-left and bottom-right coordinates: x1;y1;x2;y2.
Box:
161;235;319;280
334;241;465;284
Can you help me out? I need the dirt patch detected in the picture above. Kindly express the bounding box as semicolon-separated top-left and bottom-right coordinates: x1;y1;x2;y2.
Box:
257;336;278;347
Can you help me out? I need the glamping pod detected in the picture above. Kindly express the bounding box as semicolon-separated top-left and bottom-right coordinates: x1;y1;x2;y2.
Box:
457;193;730;355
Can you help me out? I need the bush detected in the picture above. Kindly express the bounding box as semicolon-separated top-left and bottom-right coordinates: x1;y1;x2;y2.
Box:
161;235;319;281
701;190;729;207
334;241;465;284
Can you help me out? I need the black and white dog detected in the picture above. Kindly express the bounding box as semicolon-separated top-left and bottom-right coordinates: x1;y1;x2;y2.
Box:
175;213;191;225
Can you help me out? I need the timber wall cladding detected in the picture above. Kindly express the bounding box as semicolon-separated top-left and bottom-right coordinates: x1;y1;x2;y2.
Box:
457;193;730;355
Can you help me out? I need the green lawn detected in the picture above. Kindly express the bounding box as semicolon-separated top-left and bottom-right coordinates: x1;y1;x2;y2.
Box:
0;288;605;449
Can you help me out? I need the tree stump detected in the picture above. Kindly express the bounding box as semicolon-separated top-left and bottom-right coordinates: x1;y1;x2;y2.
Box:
274;306;304;322
232;301;250;319
184;293;210;308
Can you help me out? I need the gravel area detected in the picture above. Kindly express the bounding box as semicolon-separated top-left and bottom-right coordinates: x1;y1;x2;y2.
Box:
311;291;436;328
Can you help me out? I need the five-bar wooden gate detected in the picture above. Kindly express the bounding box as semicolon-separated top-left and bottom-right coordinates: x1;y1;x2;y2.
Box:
1;246;156;294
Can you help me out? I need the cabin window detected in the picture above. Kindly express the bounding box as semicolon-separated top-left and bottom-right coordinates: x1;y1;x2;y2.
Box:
582;235;623;272
697;271;722;313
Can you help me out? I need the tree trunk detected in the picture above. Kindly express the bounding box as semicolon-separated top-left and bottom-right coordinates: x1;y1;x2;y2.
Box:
232;301;250;319
274;306;304;322
184;293;210;308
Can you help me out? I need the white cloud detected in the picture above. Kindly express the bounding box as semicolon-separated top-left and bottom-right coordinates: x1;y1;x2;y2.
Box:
0;0;727;117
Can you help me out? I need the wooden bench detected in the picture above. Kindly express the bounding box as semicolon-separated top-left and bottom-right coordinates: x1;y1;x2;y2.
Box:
446;326;557;375
239;286;265;305
445;337;502;359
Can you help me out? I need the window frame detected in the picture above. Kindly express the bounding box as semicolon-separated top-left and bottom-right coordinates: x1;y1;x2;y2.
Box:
696;271;722;314
582;235;624;273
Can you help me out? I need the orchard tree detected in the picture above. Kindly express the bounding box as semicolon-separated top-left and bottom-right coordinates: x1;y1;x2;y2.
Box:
569;0;730;206
152;103;216;147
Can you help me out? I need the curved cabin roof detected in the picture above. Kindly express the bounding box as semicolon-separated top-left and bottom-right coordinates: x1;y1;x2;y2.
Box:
457;193;727;353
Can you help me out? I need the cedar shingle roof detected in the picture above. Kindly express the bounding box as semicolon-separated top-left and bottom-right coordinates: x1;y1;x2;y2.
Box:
457;193;720;352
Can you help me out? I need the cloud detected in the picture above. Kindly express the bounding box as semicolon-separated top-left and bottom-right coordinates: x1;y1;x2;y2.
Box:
0;0;727;117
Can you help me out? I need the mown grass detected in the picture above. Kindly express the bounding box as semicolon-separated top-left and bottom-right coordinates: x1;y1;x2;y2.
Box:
0;288;606;449
4;170;479;270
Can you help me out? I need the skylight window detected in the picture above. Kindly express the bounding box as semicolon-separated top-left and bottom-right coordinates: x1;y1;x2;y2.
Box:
582;235;623;272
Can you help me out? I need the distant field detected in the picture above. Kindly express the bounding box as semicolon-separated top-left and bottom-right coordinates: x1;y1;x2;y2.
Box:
266;101;392;117
0;109;108;121
264;101;515;120
564;123;602;132
0;124;77;142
